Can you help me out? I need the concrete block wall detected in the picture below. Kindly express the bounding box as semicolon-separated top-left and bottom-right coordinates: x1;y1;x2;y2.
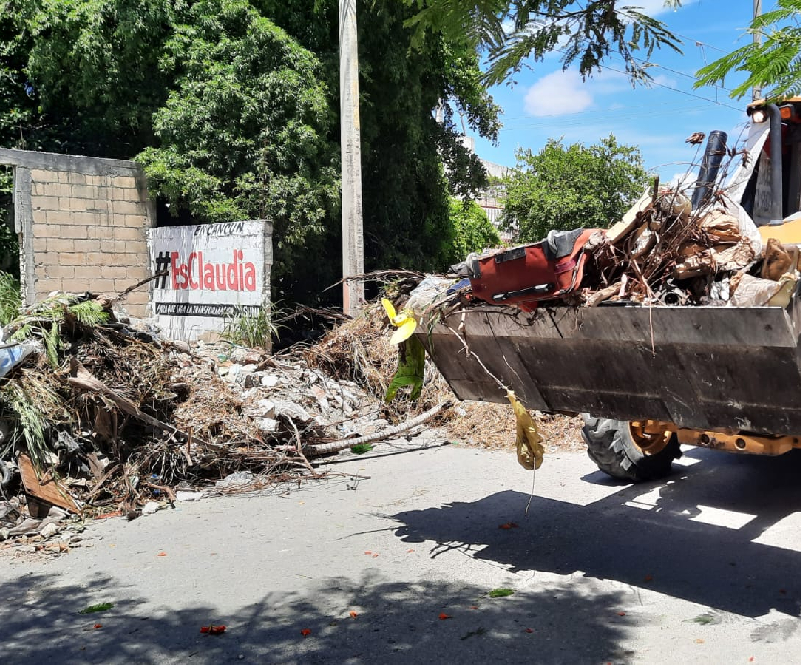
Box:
0;149;153;318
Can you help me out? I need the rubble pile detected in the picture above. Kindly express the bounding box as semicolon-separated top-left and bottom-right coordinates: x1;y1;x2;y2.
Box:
581;189;790;307
0;293;448;555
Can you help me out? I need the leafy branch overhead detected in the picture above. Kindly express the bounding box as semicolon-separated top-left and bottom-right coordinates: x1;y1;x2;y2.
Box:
404;0;684;86
695;0;801;101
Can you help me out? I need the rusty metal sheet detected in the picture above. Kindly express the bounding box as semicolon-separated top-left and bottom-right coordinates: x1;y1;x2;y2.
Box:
18;453;79;513
419;304;801;436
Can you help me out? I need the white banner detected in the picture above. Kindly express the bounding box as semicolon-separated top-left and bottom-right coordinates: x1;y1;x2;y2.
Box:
148;220;272;341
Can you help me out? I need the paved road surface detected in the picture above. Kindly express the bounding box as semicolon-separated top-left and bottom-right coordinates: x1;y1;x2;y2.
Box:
3;443;801;664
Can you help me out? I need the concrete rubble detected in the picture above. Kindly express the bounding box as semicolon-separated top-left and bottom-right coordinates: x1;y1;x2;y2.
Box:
0;293;448;558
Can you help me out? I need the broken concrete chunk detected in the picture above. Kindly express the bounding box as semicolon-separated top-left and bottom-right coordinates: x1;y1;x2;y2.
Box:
273;400;311;423
39;522;59;539
141;501;160;515
176;490;204;502
215;471;255;489
261;375;279;388
8;518;41;537
256;418;279;433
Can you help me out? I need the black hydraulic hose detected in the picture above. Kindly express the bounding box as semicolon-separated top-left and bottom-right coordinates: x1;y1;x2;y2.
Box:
768;103;784;223
691;130;728;210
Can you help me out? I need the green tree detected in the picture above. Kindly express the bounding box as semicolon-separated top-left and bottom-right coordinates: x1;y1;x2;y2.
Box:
695;0;801;100
136;0;339;281
404;0;683;86
502;135;648;242
445;197;501;265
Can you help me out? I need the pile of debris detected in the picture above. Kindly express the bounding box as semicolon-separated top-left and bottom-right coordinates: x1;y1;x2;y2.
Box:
582;189;795;308
0;290;455;555
436;187;798;315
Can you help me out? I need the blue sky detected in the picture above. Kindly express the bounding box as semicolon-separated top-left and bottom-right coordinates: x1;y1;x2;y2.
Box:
469;0;760;182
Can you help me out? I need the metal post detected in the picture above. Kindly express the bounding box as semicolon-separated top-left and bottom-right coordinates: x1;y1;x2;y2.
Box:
339;0;365;317
753;0;763;101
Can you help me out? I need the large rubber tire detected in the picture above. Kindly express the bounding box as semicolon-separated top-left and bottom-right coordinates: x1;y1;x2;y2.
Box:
581;415;682;482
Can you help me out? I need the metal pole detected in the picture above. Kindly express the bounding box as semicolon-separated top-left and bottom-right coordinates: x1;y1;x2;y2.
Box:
753;0;763;101
339;0;365;317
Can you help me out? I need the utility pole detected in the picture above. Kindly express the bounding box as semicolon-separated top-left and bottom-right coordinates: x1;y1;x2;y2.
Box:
339;0;365;317
753;0;763;101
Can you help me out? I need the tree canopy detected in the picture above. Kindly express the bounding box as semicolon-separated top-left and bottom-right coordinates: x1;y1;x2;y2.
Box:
695;0;801;101
502;135;649;242
1;0;502;300
404;0;684;86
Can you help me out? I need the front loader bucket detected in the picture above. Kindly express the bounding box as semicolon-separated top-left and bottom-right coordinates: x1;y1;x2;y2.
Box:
418;303;801;436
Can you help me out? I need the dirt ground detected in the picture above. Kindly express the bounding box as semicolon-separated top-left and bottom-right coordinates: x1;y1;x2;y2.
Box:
442;401;586;454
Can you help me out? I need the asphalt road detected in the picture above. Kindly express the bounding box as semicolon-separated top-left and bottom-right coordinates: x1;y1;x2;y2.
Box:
3;442;801;664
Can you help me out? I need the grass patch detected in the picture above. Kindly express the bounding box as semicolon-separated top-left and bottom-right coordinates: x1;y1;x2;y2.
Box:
488;588;515;598
79;602;114;614
349;443;374;455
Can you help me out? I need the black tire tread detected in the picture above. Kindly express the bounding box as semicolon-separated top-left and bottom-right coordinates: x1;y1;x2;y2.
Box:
581;415;680;482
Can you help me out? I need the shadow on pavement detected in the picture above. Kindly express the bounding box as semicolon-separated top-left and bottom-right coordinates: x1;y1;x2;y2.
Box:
392;447;801;619
0;571;631;664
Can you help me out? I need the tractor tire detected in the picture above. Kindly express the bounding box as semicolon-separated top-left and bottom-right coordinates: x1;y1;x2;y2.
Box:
581;415;681;482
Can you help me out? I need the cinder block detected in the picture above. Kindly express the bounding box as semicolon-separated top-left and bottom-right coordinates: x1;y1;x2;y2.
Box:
73;239;98;253
30;195;58;211
72;265;100;280
29;169;56;183
126;266;150;281
58;226;89;239
63;198;87;214
114;226;143;241
35;278;63;295
100;239;128;253
47;238;76;253
124;290;149;306
86;226;114;241
123;214;150;229
101;266;128;279
46;210;73;225
112;200;145;216
32;237;48;253
112;175;138;189
32;224;60;238
58;252;86;266
71;184;98;199
73;211;100;226
111;187;138;202
66;172;86;185
85;252;106;266
48;265;75;279
87;278;115;293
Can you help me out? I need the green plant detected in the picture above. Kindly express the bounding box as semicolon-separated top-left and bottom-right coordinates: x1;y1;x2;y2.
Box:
695;0;801;101
0;271;21;325
445;198;501;266
488;588;515;598
502;135;649;243
79;602;115;614
349;443;374;455
221;309;278;349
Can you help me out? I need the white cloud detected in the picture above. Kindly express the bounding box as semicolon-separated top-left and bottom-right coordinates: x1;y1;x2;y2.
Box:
652;73;678;88
524;70;593;117
523;69;629;117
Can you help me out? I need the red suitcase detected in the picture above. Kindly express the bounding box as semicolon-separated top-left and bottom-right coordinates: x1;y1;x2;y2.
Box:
469;228;599;311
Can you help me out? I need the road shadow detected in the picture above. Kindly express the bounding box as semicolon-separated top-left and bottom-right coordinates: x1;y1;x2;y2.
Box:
392;447;801;618
0;571;631;664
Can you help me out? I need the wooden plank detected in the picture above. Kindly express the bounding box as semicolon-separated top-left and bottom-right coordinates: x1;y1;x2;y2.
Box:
18;453;79;513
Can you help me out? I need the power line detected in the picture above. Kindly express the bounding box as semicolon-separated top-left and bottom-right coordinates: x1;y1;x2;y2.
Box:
602;64;743;111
